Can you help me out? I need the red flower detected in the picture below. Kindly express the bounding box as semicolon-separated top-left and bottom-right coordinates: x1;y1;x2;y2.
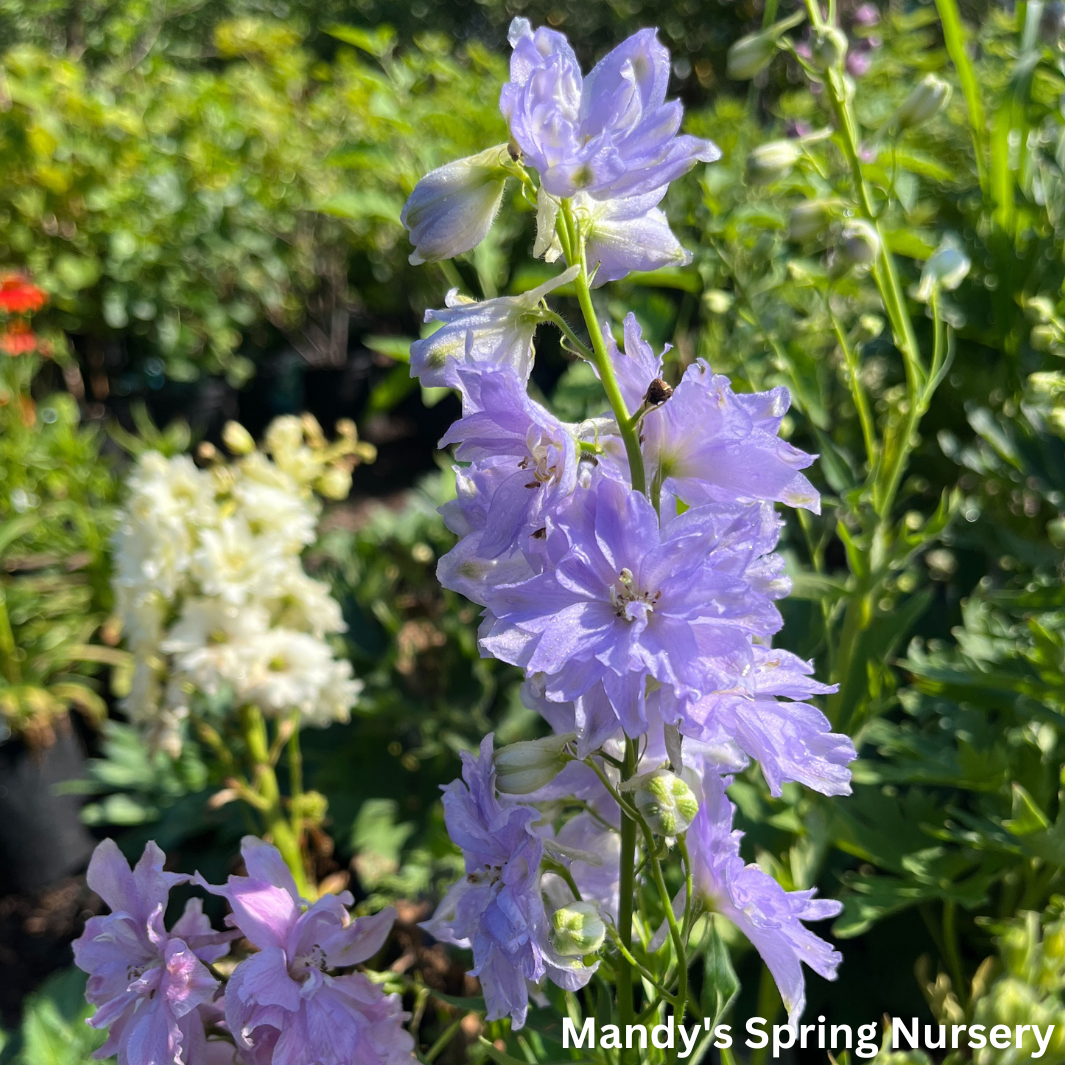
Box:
1;321;39;356
0;273;47;315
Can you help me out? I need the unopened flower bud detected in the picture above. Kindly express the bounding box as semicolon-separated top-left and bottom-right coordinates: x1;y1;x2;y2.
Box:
354;440;377;464
265;415;304;455
1031;324;1060;352
788;199;834;241
856;314;884;342
633;770;699;836
896;74;952;129
222;420;255;455
727;30;779;79
316;465;352;501
494;732;574;794
810;26;848;71
335;417;357;440
835;220;881;270
551;902;606;957
401;144;510;266
915;237;971;301
747;139;802;184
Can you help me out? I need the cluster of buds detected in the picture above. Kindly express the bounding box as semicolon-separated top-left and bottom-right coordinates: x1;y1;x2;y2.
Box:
204;413;377;500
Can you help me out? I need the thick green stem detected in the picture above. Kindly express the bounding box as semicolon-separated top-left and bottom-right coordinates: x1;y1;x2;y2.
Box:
239;704;311;897
616;737;639;1036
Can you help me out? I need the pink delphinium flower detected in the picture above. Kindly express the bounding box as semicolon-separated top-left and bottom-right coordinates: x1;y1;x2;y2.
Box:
72;839;233;1065
199;836;414;1065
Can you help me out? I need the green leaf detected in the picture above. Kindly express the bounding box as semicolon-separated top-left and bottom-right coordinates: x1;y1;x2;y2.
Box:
324;24;397;57
364;336;412;362
701;918;740;1027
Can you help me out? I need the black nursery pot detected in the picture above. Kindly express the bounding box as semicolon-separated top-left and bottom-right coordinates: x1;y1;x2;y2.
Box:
0;727;96;894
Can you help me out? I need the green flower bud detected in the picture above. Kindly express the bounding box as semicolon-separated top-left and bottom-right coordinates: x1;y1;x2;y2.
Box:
727;10;806;79
896;74;952;129
551;901;606;957
788;199;834;241
222;420;256;455
1031;323;1061;352
633;770;699;836
316;465;352;501
747;139;802;184
727;30;779;80
834;220;881;271
810;25;848;71
494;732;574;794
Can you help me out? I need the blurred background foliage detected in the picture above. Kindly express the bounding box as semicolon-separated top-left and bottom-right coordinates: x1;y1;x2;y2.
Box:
4;0;1065;1060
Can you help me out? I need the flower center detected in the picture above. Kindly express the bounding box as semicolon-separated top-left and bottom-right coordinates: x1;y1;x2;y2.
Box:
289;943;328;981
519;431;563;489
610;567;660;622
467;863;503;886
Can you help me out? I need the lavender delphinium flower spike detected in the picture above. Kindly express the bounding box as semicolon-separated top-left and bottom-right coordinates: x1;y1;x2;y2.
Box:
72;839;234;1065
500;20;720;200
197;837;414;1065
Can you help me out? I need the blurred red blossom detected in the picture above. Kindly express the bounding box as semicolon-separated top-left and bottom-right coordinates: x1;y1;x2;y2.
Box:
0;273;47;315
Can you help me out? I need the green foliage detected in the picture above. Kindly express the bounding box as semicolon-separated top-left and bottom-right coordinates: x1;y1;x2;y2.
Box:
0;968;108;1065
0;20;508;383
0;350;121;742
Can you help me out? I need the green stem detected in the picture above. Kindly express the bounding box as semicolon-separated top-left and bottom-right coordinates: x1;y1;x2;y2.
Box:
943;900;968;1008
828;306;878;473
287;714;304;844
616;737;639;1037
423;1017;464;1064
605;925;680;1006
640;826;688;1042
559;199;647;495
0;584;21;685
239;704;311;897
540;308;595;361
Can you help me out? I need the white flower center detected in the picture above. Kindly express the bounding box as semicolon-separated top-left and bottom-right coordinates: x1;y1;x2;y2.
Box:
610;567;660;623
290;943;328;981
467;863;503;886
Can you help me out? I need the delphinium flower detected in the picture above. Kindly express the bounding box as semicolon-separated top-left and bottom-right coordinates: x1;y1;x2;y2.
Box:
72;840;234;1065
500;22;720;200
604;314;821;512
683;771;844;1026
421;736;596;1028
684;646;856;797
479;476;787;736
198;836;414;1065
113;415;369;753
409;267;578;390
